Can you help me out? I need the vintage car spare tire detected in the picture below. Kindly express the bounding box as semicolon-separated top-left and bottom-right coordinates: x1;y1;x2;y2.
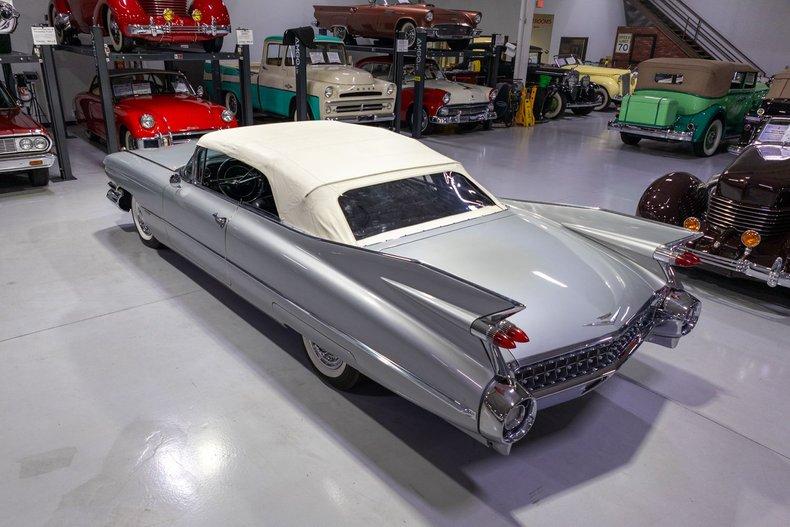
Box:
302;337;360;390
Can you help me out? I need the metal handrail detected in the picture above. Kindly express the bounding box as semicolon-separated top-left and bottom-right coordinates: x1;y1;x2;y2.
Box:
647;0;765;74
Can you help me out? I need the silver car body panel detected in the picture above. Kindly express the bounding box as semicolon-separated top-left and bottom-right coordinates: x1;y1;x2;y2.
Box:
103;141;700;451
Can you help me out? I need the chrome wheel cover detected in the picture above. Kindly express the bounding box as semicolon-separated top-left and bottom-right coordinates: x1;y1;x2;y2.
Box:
304;338;346;378
132;198;154;240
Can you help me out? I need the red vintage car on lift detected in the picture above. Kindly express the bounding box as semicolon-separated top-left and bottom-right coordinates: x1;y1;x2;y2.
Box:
75;69;236;150
357;56;497;134
0;82;54;187
49;0;231;52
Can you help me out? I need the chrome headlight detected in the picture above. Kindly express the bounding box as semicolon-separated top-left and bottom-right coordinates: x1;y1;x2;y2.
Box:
474;13;482;24
221;109;234;123
33;136;49;150
581;75;590;88
140;114;155;129
425;11;434;22
18;137;33;150
489;88;498;101
756;107;765;116
442;92;451;105
386;83;395;95
324;86;334;98
567;71;578;88
437;106;450;116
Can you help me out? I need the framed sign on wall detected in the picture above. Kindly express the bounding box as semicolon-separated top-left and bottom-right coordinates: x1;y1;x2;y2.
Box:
558;37;589;60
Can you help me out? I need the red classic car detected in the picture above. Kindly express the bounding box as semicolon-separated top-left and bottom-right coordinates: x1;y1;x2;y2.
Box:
75;69;236;150
314;0;482;50
49;0;231;52
0;82;54;187
357;56;496;134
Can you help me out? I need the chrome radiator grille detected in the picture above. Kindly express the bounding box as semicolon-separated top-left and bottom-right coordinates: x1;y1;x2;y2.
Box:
516;307;656;392
0;137;17;154
621;74;631;96
139;0;189;17
447;103;490;116
706;195;790;236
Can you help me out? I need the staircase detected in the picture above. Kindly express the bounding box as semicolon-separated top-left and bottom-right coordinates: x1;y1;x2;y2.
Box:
623;0;764;74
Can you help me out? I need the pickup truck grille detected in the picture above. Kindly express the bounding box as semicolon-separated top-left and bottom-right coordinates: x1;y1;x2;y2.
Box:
706;195;790;236
139;0;189;17
516;306;656;393
339;91;381;98
0;137;17;154
335;103;385;113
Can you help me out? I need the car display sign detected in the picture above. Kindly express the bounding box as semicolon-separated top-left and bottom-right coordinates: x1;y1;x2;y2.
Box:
31;26;57;46
758;119;790;144
236;29;254;46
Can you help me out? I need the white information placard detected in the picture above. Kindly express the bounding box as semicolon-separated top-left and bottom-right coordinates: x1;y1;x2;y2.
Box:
31;27;58;46
236;29;254;46
396;39;409;53
494;34;506;47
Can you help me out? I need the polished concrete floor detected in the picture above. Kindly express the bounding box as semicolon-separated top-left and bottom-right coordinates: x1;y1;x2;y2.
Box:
1;112;788;526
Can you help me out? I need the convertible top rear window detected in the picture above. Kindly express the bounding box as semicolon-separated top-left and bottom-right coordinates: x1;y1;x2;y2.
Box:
338;172;496;241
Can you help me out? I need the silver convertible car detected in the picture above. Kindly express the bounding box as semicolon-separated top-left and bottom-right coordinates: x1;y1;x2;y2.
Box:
104;122;701;454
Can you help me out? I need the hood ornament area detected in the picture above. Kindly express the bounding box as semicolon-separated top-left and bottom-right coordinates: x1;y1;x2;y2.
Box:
584;307;621;327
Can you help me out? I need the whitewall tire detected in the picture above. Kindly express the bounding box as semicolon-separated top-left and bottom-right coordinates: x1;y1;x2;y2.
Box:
131;196;163;249
302;336;360;390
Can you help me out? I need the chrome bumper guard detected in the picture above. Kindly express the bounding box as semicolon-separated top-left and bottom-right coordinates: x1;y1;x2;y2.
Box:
0;153;55;173
608;120;694;142
127;21;231;38
327;113;395;124
425;25;482;40
431;109;495;125
689;249;789;288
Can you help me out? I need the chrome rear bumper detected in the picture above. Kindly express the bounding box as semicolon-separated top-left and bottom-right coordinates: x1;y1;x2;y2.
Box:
608;120;693;142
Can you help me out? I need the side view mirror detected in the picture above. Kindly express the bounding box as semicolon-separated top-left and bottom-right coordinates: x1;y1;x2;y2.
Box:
196;85;205;98
170;173;182;187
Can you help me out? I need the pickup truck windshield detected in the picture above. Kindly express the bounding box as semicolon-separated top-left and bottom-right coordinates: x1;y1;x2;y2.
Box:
287;44;347;66
338;171;496;241
111;73;195;99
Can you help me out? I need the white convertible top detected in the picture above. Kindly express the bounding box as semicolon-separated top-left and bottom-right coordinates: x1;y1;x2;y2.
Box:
198;121;502;243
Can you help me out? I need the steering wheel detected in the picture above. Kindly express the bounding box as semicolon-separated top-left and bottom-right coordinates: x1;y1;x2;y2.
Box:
215;158;264;203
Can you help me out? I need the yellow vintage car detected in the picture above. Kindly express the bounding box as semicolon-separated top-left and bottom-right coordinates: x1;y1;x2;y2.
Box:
554;55;636;111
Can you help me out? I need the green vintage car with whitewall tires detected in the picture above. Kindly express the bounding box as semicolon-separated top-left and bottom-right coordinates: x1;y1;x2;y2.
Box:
608;58;767;157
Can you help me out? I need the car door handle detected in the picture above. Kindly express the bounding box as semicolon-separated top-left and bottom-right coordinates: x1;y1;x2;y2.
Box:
212;213;228;228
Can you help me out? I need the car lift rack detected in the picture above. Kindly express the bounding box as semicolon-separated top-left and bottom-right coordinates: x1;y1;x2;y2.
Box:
341;30;505;139
53;26;253;154
0;47;73;181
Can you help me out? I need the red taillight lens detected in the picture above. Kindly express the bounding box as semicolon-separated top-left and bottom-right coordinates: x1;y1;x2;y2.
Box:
672;251;701;268
492;332;517;349
505;325;529;343
491;322;529;349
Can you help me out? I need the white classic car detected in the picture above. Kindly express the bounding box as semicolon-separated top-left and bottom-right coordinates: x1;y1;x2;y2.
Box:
358;56;497;133
105;122;701;454
206;34;397;123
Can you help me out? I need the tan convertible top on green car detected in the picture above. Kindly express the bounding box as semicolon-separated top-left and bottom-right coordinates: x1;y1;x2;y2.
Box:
767;69;790;99
636;58;758;98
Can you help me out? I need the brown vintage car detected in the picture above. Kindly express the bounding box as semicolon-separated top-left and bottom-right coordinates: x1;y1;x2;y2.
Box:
314;0;482;50
637;144;789;288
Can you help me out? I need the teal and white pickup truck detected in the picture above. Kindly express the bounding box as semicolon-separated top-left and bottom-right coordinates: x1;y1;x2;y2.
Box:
204;34;397;123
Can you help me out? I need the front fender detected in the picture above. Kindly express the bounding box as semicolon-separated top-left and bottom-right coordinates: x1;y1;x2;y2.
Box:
191;0;231;25
637;172;706;226
94;0;150;29
594;77;620;98
50;0;72;16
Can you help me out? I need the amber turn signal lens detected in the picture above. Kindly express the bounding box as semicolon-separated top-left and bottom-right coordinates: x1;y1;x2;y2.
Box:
191;9;202;22
741;230;761;249
163;8;175;22
683;217;701;231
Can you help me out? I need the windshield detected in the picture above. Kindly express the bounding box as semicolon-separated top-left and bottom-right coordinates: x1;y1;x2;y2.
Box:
286;43;347;66
338;171;496;241
111;72;194;99
0;82;17;109
403;62;444;82
555;56;580;66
